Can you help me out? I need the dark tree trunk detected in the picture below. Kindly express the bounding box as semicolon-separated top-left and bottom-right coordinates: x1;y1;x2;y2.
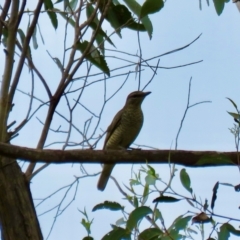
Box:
0;157;42;240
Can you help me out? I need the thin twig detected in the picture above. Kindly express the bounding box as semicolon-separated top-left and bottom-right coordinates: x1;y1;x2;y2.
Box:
175;77;211;150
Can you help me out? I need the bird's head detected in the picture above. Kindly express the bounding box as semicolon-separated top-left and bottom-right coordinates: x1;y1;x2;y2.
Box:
125;91;151;106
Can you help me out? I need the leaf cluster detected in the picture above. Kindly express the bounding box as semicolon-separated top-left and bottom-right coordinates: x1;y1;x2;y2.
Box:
79;165;240;240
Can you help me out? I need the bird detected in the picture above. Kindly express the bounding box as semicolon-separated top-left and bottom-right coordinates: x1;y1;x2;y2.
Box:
97;91;151;191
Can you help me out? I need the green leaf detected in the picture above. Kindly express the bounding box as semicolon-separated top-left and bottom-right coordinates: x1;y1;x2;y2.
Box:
115;217;126;226
1;27;8;47
141;0;164;18
124;184;135;194
86;3;115;49
226;97;238;112
104;1;145;36
123;0;141;16
32;26;38;49
101;227;131;240
145;165;158;185
104;3;122;37
81;218;92;235
57;9;76;27
145;174;156;185
142;183;149;205
113;0;120;4
53;57;64;71
180;168;192;194
138;228;163;240
227;111;240;124
211;181;219;210
167;215;192;239
123;0;153;38
186;198;195;208
112;4;146;32
17;29;32;64
44;0;58;29
133;196;138;208
187;228;198;235
37;23;45;44
169;215;192;232
130;179;140;185
17;29;25;45
78;208;93;236
220;182;234;188
82;237;94;240
141;16;153;39
224;223;240;236
146;164;156;175
218;223;230;240
92;201;124;211
227;111;239;118
68;0;78;11
213;0;225;15
126;206;152;231
55;0;64;3
76;41;110;76
153;196;181;203
154;209;163;222
163;229;182;240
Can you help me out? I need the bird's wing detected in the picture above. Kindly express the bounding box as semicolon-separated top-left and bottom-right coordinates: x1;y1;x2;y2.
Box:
103;108;123;149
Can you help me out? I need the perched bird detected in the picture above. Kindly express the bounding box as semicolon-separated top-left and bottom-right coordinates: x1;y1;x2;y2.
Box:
97;91;151;191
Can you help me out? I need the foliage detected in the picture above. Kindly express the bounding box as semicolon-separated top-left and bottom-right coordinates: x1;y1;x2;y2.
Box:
78;165;240;240
199;0;231;15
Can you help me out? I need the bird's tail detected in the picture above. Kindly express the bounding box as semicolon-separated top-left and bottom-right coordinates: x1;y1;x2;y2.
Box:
97;164;114;191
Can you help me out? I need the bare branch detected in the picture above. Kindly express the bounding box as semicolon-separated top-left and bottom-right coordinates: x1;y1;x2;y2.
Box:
175;77;211;150
9;1;43;105
0;142;237;166
0;1;19;140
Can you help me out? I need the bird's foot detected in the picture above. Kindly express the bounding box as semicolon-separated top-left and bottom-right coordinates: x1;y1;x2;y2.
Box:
128;147;141;151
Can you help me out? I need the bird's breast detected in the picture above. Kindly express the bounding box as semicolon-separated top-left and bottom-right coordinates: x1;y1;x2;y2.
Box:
105;107;144;149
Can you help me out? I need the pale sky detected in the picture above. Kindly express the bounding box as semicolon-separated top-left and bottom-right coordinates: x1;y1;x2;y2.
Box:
1;0;240;239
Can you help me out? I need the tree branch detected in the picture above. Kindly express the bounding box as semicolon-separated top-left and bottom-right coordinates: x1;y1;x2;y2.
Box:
0;142;237;166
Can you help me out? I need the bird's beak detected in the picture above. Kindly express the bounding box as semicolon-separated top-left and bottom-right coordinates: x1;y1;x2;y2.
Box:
143;91;151;97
